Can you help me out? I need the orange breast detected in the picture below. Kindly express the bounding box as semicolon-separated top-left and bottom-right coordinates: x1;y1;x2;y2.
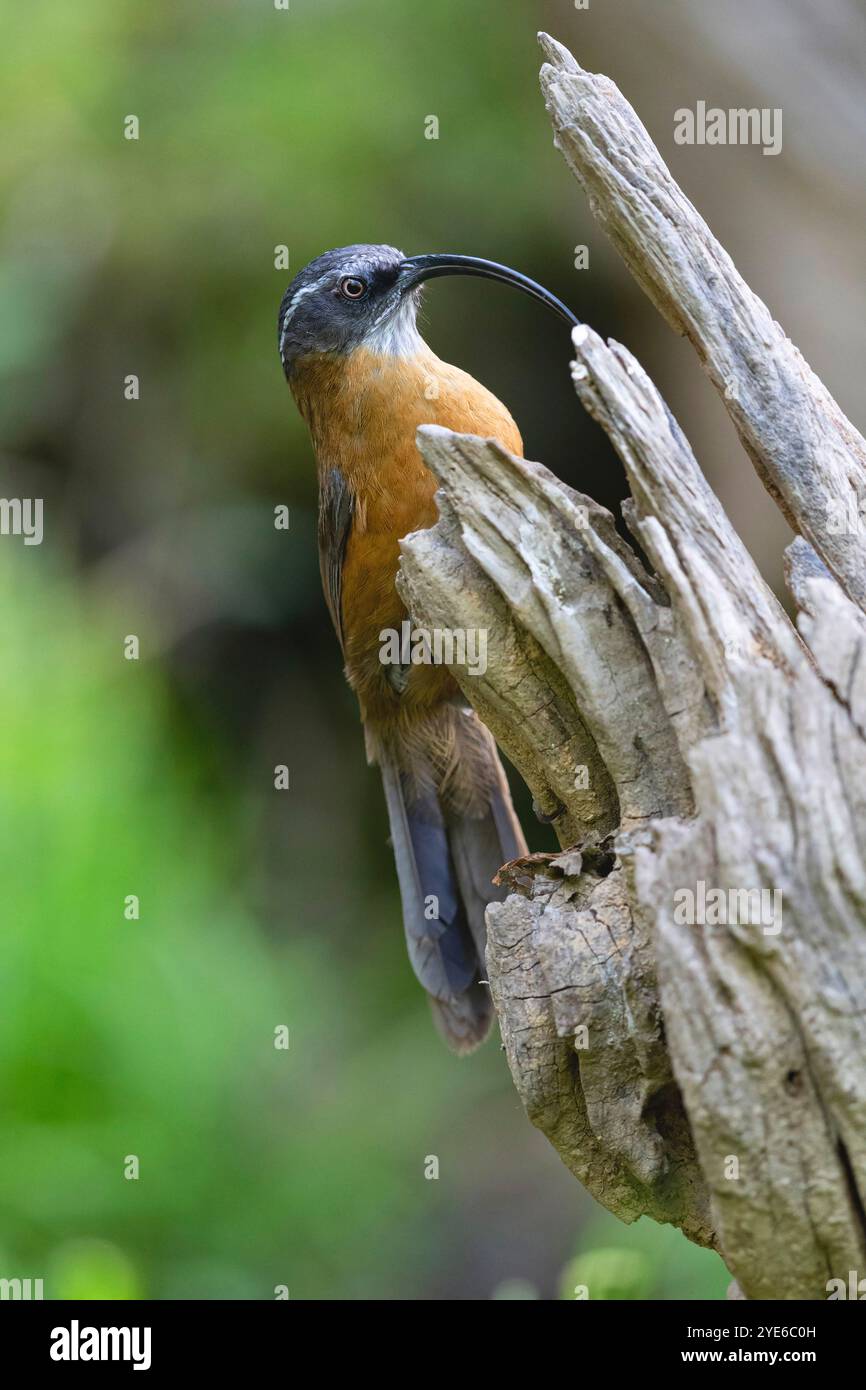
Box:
292;346;523;724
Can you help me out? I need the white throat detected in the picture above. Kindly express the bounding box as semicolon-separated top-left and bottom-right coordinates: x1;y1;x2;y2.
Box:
363;295;425;358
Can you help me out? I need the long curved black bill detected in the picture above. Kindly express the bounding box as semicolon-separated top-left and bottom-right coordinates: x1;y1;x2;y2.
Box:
399;253;580;329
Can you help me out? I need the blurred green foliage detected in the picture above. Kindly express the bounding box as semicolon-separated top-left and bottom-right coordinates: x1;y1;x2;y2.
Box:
560;1212;730;1301
0;545;526;1298
560;1248;654;1302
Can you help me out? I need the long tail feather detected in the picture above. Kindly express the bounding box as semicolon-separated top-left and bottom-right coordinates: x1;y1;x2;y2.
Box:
376;708;526;1053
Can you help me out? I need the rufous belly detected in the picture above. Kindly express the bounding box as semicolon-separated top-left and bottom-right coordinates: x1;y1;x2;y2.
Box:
292;346;523;727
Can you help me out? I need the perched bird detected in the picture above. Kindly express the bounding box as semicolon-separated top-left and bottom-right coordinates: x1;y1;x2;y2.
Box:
278;245;578;1052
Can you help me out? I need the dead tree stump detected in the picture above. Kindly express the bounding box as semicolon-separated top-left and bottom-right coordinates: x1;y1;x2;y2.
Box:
396;34;866;1299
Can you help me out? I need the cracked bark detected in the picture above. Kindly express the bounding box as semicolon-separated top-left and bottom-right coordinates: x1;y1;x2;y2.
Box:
396;34;866;1297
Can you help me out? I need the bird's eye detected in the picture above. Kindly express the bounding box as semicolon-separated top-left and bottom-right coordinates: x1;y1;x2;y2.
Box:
339;276;367;300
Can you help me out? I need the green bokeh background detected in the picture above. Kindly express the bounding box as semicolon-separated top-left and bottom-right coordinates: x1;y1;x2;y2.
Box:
0;0;738;1299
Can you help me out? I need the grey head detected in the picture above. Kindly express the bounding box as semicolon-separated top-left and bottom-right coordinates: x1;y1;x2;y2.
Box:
277;243;581;374
277;244;420;372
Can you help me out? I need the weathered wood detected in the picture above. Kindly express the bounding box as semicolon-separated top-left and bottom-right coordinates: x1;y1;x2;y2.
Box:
396;481;618;849
486;856;715;1250
395;33;866;1297
398;431;714;1245
539;31;866;616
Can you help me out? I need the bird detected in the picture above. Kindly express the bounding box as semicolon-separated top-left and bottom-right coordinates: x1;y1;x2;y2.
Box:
277;244;579;1052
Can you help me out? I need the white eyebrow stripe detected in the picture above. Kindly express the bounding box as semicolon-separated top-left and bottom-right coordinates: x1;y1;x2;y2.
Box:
278;255;405;360
279;275;329;353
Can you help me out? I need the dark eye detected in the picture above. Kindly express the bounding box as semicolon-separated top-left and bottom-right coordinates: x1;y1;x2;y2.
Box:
339;276;367;300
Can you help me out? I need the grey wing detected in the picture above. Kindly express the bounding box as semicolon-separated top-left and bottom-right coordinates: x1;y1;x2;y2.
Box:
317;466;354;652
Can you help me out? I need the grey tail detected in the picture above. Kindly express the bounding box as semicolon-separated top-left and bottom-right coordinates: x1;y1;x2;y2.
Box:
377;710;527;1054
